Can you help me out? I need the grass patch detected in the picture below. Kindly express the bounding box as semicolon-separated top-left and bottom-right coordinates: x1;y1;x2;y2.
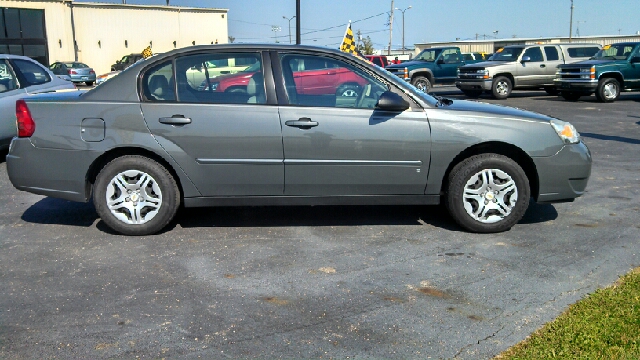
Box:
498;267;640;359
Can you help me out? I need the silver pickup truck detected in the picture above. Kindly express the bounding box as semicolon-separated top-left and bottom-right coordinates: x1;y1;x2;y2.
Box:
456;43;601;99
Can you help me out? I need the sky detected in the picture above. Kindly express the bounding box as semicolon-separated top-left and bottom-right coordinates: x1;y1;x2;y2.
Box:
92;0;639;50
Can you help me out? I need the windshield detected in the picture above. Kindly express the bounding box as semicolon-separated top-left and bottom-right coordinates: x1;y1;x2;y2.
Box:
415;49;442;62
592;44;637;60
489;47;524;61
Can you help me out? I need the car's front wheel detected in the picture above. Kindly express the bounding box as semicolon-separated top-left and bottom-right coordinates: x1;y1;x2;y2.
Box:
445;154;530;233
93;155;180;236
491;76;512;99
412;76;431;93
335;83;361;97
595;78;620;103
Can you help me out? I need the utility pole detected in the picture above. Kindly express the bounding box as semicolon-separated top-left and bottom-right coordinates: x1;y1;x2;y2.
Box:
388;0;394;56
283;15;296;44
569;0;574;42
395;6;411;55
296;0;300;44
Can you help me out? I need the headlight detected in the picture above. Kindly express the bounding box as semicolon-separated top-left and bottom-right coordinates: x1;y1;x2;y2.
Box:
550;119;580;144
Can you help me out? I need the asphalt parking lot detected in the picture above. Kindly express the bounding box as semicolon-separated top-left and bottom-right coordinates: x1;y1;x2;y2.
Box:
1;88;638;359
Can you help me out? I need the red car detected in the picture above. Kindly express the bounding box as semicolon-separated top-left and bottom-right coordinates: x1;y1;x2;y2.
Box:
199;60;368;97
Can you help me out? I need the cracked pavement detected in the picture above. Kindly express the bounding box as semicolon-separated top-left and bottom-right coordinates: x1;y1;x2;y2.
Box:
1;89;639;358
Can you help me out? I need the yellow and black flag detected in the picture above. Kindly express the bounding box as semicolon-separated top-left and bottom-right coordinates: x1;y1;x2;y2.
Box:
340;23;358;55
141;46;153;59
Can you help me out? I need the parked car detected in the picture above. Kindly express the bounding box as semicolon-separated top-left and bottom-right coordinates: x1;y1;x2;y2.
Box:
49;61;96;86
7;44;591;236
385;46;482;92
0;54;75;151
554;42;640;102
462;52;489;62
197;57;368;97
365;55;389;68
456;43;601;99
111;53;144;71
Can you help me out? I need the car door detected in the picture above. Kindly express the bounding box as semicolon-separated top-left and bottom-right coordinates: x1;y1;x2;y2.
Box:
276;52;430;196
517;46;545;86
622;44;640;89
542;46;563;84
435;48;463;84
140;52;284;196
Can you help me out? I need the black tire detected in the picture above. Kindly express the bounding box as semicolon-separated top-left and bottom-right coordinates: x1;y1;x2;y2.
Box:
444;154;530;233
86;81;94;86
561;92;581;101
491;76;512;100
412;76;431;93
335;83;361;97
595;78;620;103
461;90;483;98
544;87;559;96
93;155;180;236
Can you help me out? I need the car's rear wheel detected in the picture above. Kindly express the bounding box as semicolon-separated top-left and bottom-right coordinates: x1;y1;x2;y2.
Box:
491;76;512;99
561;92;581;101
595;78;620;103
462;90;483;98
412;76;431;93
93;155;180;236
86;81;94;86
445;154;530;233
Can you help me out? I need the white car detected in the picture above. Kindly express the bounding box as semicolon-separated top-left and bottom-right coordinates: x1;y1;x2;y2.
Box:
1;54;76;151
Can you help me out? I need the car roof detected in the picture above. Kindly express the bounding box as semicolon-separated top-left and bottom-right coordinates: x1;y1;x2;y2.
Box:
0;54;41;61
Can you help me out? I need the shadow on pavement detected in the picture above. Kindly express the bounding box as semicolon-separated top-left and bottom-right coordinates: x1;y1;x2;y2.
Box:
581;132;640;145
21;198;558;233
519;200;558;224
21;197;97;227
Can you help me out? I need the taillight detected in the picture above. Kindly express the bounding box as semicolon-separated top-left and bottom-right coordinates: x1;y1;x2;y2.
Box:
90;70;95;74
69;70;77;75
16;100;35;137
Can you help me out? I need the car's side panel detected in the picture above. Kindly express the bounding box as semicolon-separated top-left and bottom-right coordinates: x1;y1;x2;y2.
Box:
425;108;564;195
12;100;201;201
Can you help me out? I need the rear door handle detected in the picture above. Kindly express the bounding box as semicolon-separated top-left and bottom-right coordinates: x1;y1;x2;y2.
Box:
540;64;546;68
159;114;192;125
285;117;318;129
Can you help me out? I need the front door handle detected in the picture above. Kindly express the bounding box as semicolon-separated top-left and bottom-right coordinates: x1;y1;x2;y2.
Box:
159;114;192;125
540;64;546;68
285;117;318;129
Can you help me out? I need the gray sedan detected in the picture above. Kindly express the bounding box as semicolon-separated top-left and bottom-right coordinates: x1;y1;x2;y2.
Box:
7;44;591;236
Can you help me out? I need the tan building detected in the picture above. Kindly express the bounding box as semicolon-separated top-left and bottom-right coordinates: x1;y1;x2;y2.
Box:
415;34;640;56
0;0;228;74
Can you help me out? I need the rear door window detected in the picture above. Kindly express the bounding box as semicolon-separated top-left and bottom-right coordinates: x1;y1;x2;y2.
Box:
544;46;559;61
11;58;51;86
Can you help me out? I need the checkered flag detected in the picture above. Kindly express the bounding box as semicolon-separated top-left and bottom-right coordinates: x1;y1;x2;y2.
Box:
141;46;153;59
340;23;357;55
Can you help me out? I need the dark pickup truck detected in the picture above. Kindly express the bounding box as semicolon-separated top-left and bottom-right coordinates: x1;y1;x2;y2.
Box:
385;46;482;92
554;42;640;102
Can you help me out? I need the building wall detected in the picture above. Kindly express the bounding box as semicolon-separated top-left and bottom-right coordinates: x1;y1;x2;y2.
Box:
0;0;228;74
0;0;75;63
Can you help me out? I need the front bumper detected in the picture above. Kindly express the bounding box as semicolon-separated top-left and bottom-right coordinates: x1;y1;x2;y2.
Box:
533;141;592;203
7;138;97;203
553;79;598;93
455;78;493;91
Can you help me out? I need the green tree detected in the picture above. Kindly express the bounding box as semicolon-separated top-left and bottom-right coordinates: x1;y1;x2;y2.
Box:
357;35;375;55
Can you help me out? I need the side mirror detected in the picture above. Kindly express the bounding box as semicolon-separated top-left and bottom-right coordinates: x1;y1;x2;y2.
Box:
376;91;410;112
520;56;531;63
631;56;640;64
436;58;445;64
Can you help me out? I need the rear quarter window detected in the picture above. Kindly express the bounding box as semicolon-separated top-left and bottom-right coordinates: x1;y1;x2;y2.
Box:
11;59;51;86
567;47;599;58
